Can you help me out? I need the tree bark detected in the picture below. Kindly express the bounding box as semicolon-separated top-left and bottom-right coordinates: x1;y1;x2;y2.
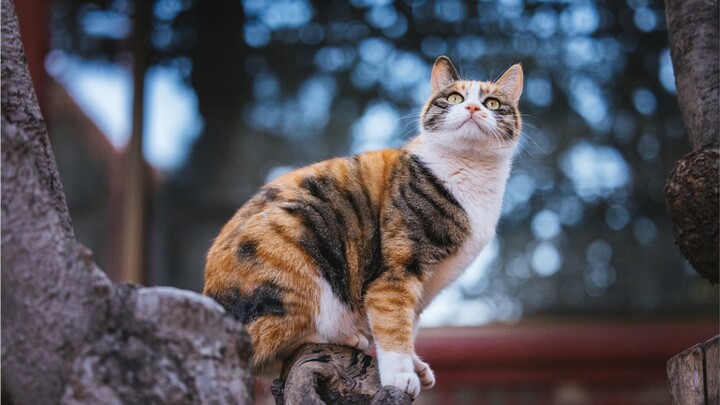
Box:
271;344;412;405
664;0;719;283
0;1;253;403
667;336;719;405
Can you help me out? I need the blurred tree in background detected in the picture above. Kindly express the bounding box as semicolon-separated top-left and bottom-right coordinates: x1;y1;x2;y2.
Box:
46;0;717;326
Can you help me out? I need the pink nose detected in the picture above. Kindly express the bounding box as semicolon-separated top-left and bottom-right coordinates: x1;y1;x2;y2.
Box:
466;104;481;114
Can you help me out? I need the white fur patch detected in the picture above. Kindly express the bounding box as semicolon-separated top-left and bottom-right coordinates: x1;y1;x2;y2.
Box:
375;347;420;398
314;277;367;345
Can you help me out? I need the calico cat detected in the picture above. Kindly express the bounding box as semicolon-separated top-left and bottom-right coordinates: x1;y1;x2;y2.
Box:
204;55;523;399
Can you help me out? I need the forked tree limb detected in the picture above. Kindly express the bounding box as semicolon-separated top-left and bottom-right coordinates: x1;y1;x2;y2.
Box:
271;344;412;405
664;0;719;284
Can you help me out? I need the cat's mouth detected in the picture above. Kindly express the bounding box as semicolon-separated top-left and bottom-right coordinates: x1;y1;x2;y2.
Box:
458;116;488;133
451;116;499;140
464;117;481;128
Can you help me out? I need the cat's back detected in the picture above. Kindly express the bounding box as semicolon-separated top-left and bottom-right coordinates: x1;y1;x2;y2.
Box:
204;148;403;299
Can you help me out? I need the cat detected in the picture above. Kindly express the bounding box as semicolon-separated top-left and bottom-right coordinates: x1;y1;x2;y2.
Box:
204;55;523;399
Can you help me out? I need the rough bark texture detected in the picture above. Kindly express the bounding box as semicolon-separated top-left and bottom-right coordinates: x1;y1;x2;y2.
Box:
667;336;719;405
664;0;719;284
664;146;719;282
665;0;719;150
60;286;252;404
0;1;253;404
271;344;411;405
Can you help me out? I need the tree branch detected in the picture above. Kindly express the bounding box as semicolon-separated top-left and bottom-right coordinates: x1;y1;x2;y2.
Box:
664;0;719;284
1;1;253;403
665;0;719;149
271;344;412;405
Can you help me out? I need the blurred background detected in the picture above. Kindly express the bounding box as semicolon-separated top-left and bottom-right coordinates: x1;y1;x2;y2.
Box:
14;0;717;403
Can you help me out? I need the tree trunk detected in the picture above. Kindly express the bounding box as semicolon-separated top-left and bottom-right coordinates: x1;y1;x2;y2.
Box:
664;1;719;403
664;0;719;283
0;0;253;403
271;344;412;405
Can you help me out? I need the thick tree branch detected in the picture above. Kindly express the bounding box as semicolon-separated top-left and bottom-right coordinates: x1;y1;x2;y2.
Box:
271;344;412;405
664;0;719;283
1;1;253;403
665;0;719;149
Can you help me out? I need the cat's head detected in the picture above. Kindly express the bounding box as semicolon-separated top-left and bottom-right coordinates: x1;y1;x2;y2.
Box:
420;56;523;155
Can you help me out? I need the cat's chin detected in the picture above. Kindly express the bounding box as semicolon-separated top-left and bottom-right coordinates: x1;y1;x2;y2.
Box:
452;125;508;146
418;129;515;159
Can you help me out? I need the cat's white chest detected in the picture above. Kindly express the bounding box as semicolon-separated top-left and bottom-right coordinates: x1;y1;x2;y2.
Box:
449;167;507;253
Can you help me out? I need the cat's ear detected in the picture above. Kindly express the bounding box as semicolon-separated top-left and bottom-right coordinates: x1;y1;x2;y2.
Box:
495;64;523;105
431;56;460;93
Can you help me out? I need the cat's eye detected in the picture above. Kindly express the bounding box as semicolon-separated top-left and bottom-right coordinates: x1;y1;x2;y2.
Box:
484;98;501;110
447;93;464;105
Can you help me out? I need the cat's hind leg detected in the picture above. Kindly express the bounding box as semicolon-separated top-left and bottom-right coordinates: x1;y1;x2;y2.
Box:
233;282;318;366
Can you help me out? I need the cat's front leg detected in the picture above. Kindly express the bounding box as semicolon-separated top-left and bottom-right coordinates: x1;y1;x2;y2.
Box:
365;276;424;399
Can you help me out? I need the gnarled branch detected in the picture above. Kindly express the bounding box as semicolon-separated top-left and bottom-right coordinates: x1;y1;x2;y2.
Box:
271;344;412;405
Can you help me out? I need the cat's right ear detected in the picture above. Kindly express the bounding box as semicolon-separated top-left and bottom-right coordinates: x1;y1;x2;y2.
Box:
431;56;460;93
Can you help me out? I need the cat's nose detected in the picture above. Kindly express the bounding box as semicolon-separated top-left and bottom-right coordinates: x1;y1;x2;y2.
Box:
465;104;481;114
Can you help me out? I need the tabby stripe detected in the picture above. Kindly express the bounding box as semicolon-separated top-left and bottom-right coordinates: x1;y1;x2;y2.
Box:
407;155;463;209
431;100;449;110
405;157;465;232
286;179;352;305
406;256;422;276
346;162;387;297
407;176;465;228
298;230;351;304
424;113;442;131
301;176;348;229
270;223;298;246
345;188;366;228
397;183;454;248
360;223;385;295
355;160;377;220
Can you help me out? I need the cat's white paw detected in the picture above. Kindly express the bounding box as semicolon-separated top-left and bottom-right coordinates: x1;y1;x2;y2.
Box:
413;358;435;389
386;372;421;399
377;349;422;398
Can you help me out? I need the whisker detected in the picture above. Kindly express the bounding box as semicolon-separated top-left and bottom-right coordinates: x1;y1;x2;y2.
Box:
400;113;422;120
400;127;418;140
403;120;420;129
514;130;545;160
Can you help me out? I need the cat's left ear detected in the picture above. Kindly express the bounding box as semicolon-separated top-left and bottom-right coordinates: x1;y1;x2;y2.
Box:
495;64;523;105
431;56;460;93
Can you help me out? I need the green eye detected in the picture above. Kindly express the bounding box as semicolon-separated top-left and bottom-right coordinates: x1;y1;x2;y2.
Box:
447;93;464;105
484;98;501;110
